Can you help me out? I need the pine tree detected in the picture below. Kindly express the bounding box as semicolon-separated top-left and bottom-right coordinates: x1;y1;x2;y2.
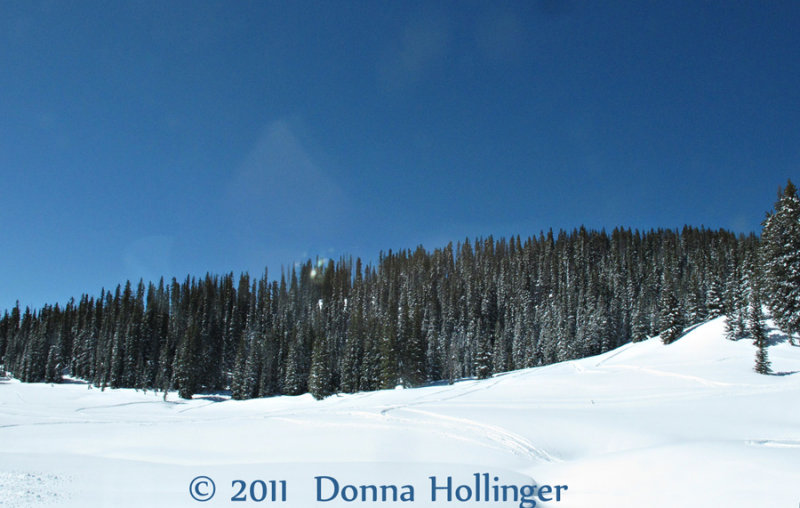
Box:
45;344;62;383
340;319;362;393
474;334;493;379
749;296;771;375
659;292;684;345
242;338;263;399
686;285;705;325
706;280;724;318
230;339;249;400
308;334;333;399
631;303;650;342
761;180;800;343
724;267;749;341
174;320;201;399
378;321;399;389
491;321;508;373
283;329;307;396
0;311;9;369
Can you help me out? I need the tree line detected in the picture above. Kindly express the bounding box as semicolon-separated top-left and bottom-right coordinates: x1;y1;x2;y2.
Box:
1;182;798;398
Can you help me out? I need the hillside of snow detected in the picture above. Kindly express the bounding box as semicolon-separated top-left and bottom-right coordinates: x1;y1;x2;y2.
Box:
1;316;798;507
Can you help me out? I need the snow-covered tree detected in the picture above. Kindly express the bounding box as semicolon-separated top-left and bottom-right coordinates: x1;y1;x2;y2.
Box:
308;334;333;400
474;334;493;380
173;321;201;399
748;296;771;375
761;180;800;344
706;279;724;318
659;292;684;345
724;266;749;341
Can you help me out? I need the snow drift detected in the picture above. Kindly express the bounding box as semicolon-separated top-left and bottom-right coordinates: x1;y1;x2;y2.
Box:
1;316;798;507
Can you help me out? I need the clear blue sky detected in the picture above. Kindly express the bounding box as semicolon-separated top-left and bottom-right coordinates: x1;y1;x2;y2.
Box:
2;1;798;311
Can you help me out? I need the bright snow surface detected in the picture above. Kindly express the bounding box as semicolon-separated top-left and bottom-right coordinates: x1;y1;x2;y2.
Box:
1;316;798;507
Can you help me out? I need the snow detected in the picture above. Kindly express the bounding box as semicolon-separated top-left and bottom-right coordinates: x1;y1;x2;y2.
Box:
1;317;798;507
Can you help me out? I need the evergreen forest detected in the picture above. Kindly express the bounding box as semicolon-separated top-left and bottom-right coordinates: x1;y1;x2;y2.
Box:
2;181;798;399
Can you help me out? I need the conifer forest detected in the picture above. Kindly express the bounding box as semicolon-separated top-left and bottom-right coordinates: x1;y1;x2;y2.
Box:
2;181;798;399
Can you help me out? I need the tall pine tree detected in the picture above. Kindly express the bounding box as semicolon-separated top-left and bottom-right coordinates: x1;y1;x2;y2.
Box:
659;292;684;345
749;295;771;375
761;180;800;344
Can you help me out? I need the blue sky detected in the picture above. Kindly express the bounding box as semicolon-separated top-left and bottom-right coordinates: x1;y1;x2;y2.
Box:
2;1;799;311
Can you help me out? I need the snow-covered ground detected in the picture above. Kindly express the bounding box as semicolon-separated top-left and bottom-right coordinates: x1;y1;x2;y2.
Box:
1;317;798;507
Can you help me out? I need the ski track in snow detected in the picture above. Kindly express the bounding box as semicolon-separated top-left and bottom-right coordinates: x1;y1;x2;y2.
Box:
606;365;737;387
387;407;558;463
592;342;638;366
369;375;557;463
746;439;800;449
74;400;172;413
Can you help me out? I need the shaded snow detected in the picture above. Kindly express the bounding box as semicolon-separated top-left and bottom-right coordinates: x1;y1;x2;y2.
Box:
1;317;798;507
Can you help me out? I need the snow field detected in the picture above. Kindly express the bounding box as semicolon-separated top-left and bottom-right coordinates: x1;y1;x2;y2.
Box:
1;317;798;507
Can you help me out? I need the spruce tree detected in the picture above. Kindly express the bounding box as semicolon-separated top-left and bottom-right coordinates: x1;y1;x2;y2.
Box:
340;323;362;393
283;331;307;396
491;321;508;373
378;322;399;389
0;311;9;369
45;344;62;383
174;321;201;399
474;334;493;379
308;334;333;399
749;296;771;375
631;304;650;342
706;280;724;318
724;267;749;341
230;339;249;400
761;180;800;343
659;292;684;345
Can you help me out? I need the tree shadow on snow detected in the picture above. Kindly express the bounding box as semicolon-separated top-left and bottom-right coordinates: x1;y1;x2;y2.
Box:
194;390;231;403
195;395;228;402
763;324;799;376
768;370;798;377
766;328;798;348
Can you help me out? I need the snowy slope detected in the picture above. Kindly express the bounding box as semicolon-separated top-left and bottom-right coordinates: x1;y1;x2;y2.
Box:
1;317;798;507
